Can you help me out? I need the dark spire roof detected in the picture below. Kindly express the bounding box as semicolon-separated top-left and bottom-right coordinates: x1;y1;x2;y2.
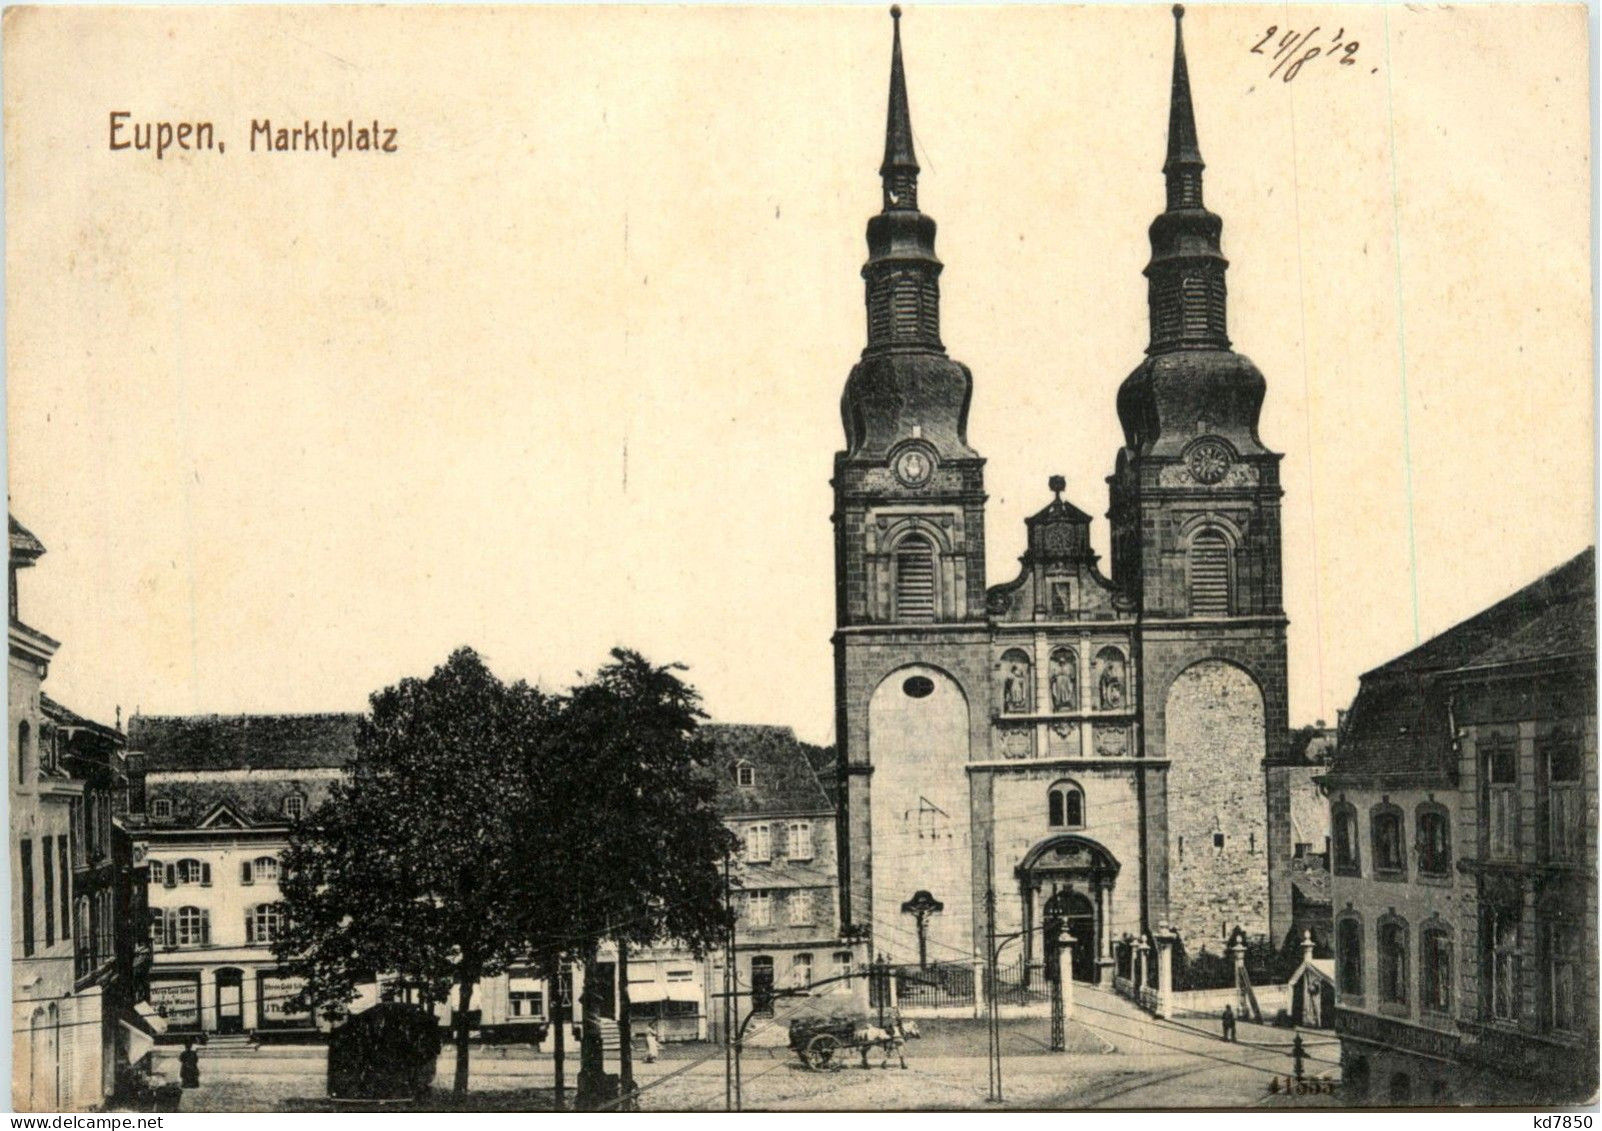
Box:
840;6;977;462
881;6;919;189
1163;5;1205;208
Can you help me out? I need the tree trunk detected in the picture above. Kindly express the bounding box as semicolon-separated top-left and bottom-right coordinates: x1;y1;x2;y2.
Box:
453;972;477;1095
617;939;634;1096
577;949;607;1109
554;954;567;1108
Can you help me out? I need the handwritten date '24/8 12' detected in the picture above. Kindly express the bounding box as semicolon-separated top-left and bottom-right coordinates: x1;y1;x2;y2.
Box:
1251;26;1371;82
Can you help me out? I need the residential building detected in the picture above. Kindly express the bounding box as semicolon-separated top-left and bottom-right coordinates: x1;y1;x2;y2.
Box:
703;724;856;1042
11;515;148;1110
128;712;359;1037
42;695;150;1102
1324;548;1596;1104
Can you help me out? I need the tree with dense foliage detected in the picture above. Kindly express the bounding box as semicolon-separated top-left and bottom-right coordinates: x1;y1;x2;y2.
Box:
277;647;553;1095
529;648;738;1109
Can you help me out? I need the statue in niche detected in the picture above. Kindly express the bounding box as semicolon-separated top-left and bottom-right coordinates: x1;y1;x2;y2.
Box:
1097;650;1126;710
1050;649;1077;711
999;656;1025;708
1000;651;1031;713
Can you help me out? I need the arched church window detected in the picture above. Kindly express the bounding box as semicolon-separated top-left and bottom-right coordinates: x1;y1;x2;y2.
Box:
894;535;936;622
1188;528;1232;615
1048;781;1084;830
998;649;1032;714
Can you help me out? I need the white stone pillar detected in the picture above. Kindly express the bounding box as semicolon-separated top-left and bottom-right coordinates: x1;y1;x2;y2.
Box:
1154;926;1179;1021
1058;932;1075;1020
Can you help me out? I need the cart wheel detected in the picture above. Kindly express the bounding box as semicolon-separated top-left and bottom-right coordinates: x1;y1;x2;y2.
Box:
804;1033;842;1070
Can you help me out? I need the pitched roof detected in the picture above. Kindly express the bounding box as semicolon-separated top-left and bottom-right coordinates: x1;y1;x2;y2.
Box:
1335;549;1595;779
8;514;45;561
129;712;360;772
1366;548;1594;678
41;694;123;743
702;724;832;818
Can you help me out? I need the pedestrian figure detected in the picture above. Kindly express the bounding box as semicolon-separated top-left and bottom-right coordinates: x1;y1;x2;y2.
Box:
178;1039;200;1089
1292;1034;1306;1080
643;1021;660;1064
1221;1004;1237;1043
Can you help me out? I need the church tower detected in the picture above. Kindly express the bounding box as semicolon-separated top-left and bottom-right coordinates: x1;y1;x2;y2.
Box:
1110;6;1293;947
834;8;991;962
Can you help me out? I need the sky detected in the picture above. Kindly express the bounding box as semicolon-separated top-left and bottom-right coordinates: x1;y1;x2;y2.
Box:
5;4;1593;745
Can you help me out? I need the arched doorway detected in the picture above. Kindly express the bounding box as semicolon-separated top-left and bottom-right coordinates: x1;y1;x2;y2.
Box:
1044;890;1097;983
1017;835;1120;984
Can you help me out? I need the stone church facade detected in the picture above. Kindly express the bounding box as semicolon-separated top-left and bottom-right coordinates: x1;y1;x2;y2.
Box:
833;8;1292;983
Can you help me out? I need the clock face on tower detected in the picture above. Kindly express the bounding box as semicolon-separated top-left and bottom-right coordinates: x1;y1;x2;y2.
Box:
894;447;935;488
1185;439;1233;485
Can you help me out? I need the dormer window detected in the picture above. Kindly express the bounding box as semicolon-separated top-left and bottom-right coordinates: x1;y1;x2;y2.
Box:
283;794;306;821
735;762;755;788
151;798;173;820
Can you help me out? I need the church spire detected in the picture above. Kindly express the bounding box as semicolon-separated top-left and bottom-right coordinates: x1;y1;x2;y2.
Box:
1163;4;1204;211
1144;3;1230;355
881;5;920;211
861;5;943;354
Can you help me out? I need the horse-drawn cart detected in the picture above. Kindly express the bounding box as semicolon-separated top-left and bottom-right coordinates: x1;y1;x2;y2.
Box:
788;1014;910;1071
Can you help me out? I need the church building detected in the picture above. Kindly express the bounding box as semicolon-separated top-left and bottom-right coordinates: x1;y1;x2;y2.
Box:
833;7;1293;984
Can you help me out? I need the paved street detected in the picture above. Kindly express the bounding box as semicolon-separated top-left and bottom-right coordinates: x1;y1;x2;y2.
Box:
150;985;1343;1112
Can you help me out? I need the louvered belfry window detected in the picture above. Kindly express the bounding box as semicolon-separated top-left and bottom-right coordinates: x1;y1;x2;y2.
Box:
895;535;936;621
1188;529;1231;615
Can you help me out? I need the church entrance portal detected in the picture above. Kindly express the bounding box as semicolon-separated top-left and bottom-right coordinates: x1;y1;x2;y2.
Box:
1018;835;1120;984
1044;890;1098;983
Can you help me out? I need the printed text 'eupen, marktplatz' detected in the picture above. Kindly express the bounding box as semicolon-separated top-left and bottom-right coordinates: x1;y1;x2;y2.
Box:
108;113;399;159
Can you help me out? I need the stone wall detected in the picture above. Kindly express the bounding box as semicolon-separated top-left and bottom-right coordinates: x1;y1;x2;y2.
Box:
1162;659;1269;946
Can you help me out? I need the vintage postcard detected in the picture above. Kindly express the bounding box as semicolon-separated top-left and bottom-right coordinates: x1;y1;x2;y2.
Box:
3;2;1594;1115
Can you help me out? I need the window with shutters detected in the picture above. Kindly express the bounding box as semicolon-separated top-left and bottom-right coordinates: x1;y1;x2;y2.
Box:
247;903;284;946
1332;803;1361;876
1337;916;1363;998
148;907;164;945
173;859;210;886
58;839;69;941
1484;740;1518;860
1371;804;1406;879
1378;917;1409;1006
20;838;34;957
1421;926;1452;1014
894;535;936;622
42;836;54;947
1488;907;1521;1022
1549;922;1581;1032
1188;529;1232;615
148;860;163;885
1544;734;1583;862
173;906;209;948
1416;804;1451;876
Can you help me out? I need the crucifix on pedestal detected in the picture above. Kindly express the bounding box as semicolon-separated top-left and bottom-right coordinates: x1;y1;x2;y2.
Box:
900;890;945;970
